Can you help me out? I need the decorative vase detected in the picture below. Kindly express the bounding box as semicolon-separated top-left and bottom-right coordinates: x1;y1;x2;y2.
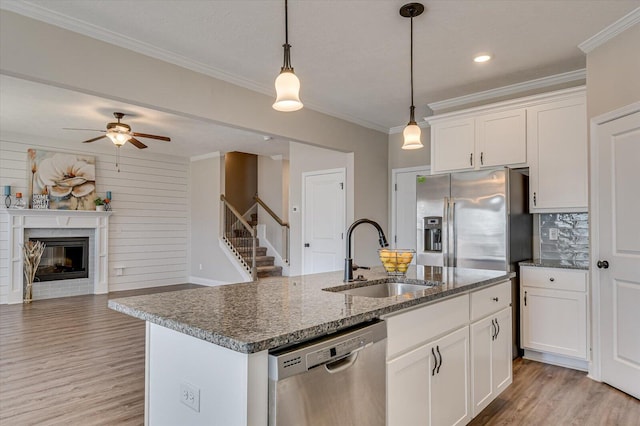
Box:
23;241;45;303
95;205;105;212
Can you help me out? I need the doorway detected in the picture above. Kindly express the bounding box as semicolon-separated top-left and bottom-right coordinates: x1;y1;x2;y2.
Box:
302;169;346;274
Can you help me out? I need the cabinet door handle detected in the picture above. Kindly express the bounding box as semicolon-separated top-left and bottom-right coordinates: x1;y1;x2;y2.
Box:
491;319;496;341
470;153;473;166
524;291;527;306
492;297;499;302
480;151;484;165
495;318;500;338
431;347;437;376
549;277;555;282
436;345;442;374
533;192;537;206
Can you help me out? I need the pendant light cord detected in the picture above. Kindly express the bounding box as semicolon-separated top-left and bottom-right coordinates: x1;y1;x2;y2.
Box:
409;12;416;124
282;0;293;71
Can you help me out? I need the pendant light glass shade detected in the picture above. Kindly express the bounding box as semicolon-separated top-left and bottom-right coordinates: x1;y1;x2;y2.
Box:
402;122;423;149
273;70;303;112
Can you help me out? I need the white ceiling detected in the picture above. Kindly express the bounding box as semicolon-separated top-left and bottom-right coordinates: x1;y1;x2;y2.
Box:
1;0;638;157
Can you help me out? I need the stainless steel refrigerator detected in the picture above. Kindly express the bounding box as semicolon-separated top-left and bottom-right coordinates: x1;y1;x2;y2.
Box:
416;167;532;357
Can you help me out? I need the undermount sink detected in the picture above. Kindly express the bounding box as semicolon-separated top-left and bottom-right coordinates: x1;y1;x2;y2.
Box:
327;281;435;298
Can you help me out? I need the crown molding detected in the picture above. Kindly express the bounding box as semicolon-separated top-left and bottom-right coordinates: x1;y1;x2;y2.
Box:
0;1;388;134
426;69;586;113
579;7;640;53
388;121;430;135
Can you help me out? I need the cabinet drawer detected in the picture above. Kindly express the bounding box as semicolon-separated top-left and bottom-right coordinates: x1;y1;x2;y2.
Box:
385;294;469;360
470;281;511;322
521;267;586;292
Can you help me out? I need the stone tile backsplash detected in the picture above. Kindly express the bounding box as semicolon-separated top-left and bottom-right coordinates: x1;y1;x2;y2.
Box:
539;213;589;263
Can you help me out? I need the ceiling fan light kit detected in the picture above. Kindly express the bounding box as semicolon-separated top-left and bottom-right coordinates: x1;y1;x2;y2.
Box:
400;2;424;150
273;0;303;112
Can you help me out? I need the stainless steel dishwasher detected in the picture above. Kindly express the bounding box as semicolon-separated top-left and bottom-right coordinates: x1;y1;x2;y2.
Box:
268;320;387;426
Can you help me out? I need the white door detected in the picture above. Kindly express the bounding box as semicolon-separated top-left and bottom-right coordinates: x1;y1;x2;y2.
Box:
302;169;345;274
392;168;428;255
593;107;640;399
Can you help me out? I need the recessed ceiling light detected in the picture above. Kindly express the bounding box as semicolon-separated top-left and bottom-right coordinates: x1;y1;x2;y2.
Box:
474;54;492;63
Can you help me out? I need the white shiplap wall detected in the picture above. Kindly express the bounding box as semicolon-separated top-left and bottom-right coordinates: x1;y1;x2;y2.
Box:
0;134;189;303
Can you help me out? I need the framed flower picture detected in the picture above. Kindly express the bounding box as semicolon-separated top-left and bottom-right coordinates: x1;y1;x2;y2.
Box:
27;149;97;210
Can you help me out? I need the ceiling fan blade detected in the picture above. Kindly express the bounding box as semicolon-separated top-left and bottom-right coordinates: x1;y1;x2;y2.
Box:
64;128;107;132
83;135;108;143
128;137;148;149
132;132;171;141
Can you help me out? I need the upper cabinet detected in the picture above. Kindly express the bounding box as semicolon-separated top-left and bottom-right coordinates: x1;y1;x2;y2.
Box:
527;93;588;212
427;87;587;213
430;109;526;174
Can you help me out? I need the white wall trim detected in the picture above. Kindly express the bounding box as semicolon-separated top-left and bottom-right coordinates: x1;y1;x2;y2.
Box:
388;120;430;135
188;276;229;287
579;7;640;53
0;2;388;133
426;70;586;113
523;349;589;372
218;238;253;282
424;86;586;124
190;151;220;162
588;101;640;382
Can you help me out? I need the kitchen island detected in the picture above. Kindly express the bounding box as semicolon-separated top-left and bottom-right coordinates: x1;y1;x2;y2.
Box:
109;266;513;425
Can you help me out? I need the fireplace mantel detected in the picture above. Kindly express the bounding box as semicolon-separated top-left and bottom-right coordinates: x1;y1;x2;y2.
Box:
2;209;112;304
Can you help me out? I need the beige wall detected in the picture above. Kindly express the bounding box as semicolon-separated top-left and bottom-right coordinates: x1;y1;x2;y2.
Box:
586;23;640;119
0;11;389;279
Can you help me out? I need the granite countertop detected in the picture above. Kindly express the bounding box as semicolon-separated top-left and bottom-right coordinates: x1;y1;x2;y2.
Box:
108;266;514;354
519;259;589;270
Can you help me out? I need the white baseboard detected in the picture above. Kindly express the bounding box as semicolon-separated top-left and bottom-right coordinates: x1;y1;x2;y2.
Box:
523;349;589;372
188;276;230;287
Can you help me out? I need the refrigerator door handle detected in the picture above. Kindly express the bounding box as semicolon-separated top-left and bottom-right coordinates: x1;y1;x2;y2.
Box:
450;199;457;267
442;197;449;267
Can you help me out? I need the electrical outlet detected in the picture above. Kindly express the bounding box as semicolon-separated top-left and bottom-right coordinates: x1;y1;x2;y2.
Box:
549;228;559;241
180;382;200;412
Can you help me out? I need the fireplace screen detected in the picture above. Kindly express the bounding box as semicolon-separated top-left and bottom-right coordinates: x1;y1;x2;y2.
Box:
30;237;89;282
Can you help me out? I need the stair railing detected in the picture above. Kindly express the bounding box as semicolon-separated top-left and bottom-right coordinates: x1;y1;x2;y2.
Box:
254;195;290;265
220;195;257;281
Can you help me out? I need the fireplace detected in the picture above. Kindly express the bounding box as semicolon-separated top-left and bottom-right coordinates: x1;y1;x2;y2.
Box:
30;237;89;282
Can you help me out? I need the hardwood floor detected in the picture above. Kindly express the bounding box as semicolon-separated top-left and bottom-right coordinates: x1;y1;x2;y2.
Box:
470;358;640;426
0;285;200;426
1;288;638;425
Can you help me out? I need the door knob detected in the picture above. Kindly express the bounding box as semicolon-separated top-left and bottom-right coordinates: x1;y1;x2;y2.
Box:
597;260;609;269
304;243;310;247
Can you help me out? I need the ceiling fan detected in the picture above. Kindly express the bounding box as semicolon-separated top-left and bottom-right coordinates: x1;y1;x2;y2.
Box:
65;112;171;149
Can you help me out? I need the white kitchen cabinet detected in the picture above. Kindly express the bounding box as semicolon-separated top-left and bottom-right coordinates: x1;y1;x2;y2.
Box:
431;118;476;173
387;344;430;426
387;326;470;426
520;266;588;361
470;307;512;416
430;109;527;175
527;93;587;212
429;326;471;426
476;108;527;169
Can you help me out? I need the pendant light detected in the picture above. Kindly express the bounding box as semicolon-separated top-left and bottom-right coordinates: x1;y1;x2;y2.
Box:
400;3;424;150
273;0;303;112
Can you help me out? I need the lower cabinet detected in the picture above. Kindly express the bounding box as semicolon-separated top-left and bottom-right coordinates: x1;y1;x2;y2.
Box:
385;280;512;426
470;307;512;416
387;326;470;426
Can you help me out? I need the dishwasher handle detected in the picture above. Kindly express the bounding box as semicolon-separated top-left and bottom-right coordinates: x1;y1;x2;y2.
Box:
324;351;359;374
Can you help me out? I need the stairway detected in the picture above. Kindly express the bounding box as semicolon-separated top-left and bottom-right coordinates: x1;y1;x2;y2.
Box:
228;213;282;279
